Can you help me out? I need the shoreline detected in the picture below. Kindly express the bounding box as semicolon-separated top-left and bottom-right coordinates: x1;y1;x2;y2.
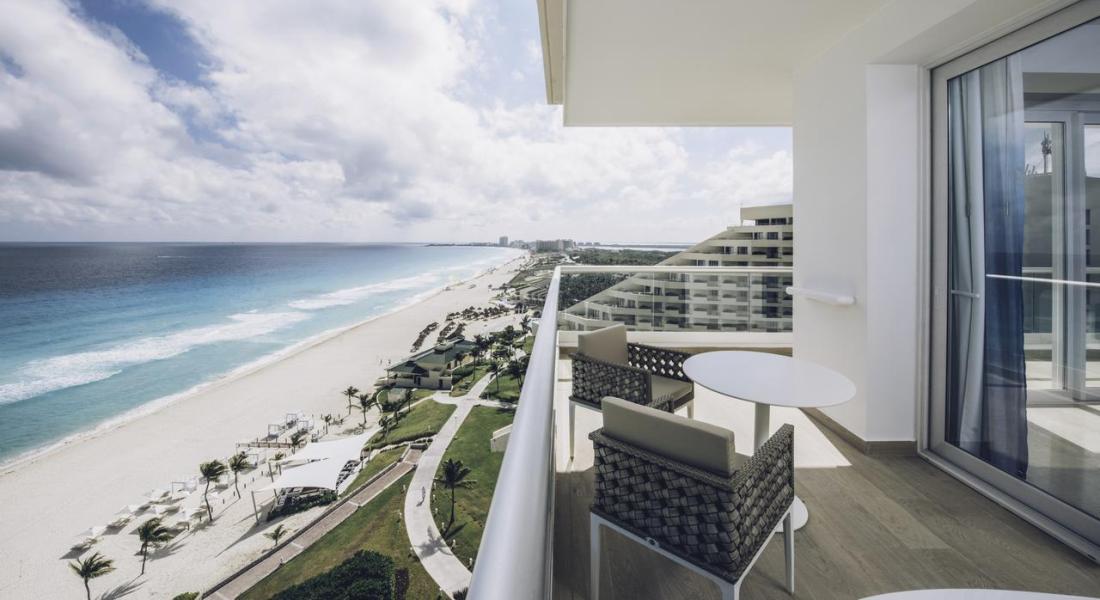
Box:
0;251;527;599
0;253;522;475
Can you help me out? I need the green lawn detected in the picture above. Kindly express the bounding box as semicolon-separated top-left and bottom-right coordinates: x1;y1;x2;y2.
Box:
383;387;435;404
367;399;455;450
339;447;405;498
434;406;516;568
449;364;490;397
522;334;534;355
241;473;440;599
480;373;521;402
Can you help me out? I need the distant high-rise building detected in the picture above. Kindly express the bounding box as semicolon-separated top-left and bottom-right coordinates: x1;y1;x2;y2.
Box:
499;236;509;247
562;204;793;332
535;239;572;252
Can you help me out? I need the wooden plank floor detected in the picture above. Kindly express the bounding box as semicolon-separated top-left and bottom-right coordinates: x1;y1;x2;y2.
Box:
552;421;1100;600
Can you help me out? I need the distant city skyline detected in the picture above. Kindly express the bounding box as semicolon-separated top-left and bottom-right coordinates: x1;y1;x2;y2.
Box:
0;1;792;243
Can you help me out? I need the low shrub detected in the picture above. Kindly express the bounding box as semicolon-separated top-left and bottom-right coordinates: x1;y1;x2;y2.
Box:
273;550;394;600
267;491;336;522
451;364;476;378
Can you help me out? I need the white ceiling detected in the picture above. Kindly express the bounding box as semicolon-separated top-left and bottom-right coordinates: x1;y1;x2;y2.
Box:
542;0;888;126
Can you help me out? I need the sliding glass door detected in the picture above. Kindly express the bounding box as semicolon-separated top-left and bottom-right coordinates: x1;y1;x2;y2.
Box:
932;8;1100;556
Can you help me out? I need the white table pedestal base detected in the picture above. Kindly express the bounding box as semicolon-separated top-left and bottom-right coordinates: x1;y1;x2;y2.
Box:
755;404;808;531
777;496;808;532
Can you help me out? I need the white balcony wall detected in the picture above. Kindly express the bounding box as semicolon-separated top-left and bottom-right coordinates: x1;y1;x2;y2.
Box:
792;0;1070;442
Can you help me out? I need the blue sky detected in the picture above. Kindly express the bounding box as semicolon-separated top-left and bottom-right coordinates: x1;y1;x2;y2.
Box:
0;0;791;243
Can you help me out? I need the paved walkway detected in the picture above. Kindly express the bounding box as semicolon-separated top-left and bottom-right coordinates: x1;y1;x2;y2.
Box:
405;373;508;596
211;452;418;599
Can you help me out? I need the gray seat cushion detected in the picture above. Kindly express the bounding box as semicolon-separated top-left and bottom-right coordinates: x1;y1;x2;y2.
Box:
577;324;629;365
651;375;692;405
602;397;745;477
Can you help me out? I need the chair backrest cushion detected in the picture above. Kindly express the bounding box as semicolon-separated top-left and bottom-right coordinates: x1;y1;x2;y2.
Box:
602;397;743;477
577;324;629;365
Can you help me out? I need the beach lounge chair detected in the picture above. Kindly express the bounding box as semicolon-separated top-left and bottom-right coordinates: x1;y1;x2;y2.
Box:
107;513;132;529
71;526;106;552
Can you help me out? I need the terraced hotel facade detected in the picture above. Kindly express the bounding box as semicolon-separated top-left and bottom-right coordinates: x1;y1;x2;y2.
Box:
561;204;793;332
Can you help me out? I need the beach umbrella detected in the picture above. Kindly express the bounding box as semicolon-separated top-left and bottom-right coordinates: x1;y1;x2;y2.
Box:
74;526;106;546
121;504;144;515
144;488;168;502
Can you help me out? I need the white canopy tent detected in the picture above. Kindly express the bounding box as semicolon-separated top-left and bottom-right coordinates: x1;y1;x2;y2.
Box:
258;458;347;494
278;433;368;466
249;435;366;522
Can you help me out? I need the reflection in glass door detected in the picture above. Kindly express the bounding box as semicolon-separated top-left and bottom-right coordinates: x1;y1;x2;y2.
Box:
933;15;1100;552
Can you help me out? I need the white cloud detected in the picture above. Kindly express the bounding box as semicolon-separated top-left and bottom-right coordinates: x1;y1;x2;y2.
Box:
0;0;792;243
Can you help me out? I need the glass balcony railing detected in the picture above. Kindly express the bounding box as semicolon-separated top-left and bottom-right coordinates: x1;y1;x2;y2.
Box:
467;264;792;599
556;265;793;334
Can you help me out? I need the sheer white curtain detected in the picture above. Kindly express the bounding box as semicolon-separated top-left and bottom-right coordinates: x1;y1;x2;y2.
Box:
947;54;1030;477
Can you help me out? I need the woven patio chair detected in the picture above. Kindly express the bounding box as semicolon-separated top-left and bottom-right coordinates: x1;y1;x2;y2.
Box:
569;324;694;459
589;397;794;600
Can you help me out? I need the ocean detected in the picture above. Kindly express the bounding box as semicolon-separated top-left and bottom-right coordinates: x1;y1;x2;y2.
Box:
0;243;520;465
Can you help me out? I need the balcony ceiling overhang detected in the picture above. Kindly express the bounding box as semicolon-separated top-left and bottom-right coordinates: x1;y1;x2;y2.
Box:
537;0;888;126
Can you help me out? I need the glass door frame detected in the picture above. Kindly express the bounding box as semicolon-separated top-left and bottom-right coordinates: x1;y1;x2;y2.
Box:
929;0;1100;561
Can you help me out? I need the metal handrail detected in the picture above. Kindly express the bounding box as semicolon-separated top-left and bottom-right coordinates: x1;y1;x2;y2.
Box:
468;266;562;599
468;264;791;599
559;265;792;274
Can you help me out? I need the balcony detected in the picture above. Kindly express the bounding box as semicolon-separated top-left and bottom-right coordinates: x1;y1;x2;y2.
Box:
467;266;1100;599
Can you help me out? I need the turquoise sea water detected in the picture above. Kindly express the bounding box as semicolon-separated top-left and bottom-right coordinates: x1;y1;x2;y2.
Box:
0;243;520;464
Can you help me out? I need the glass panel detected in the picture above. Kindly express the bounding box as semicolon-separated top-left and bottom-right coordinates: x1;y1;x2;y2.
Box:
555;269;792;333
945;18;1100;520
1087;124;1100;393
1022;122;1064;395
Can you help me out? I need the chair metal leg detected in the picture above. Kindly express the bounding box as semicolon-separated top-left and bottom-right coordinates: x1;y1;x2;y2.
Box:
721;581;738;600
687;400;695;419
569;401;577;460
590;515;601;600
783;511;795;594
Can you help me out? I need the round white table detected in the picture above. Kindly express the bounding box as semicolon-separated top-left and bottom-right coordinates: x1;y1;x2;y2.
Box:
683;351;856;531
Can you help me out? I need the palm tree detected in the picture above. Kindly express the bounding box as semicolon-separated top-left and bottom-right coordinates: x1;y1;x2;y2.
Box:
473;335;489;363
322;414;333;434
290;430;307;448
268;452;285;482
199;460;227;521
227;452;250;498
357;392;373;427
378;415;397;441
505;359;524;391
70;552;114;600
435;458;475;530
342;385;360;416
488;361;501;393
264;523;289;549
520;314;531;333
136;517;172;575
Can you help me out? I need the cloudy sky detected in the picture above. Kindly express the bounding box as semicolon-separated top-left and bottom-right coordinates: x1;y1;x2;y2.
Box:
0;0;791;243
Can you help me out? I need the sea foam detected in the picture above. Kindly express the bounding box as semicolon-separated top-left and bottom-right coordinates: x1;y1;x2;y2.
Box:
287;272;445;310
0;311;310;405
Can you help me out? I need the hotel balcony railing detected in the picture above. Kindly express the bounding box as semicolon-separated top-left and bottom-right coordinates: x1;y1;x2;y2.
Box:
467;265;792;599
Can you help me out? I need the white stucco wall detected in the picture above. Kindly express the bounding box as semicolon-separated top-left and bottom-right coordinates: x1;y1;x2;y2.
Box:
792;0;1070;442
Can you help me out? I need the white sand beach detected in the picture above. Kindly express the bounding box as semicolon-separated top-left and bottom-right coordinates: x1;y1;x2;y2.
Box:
0;253;527;599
